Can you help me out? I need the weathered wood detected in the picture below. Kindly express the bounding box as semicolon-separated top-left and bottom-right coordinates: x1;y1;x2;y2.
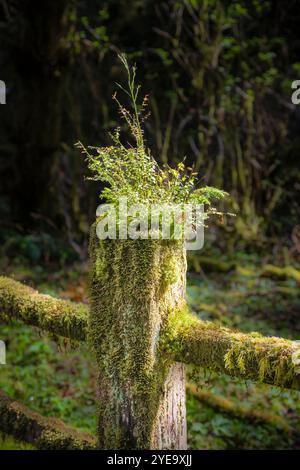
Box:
0;390;96;450
2;276;300;392
153;363;187;449
89;228;187;449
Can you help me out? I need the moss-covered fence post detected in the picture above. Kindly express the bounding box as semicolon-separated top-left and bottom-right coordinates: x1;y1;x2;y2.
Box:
89;225;187;449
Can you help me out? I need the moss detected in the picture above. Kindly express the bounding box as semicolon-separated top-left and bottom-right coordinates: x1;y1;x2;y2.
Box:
164;308;300;391
160;251;181;293
235;266;257;277
186;383;291;432
188;255;235;273
95;243;108;281
0;390;96;450
0;276;88;341
261;264;300;283
88;225;186;449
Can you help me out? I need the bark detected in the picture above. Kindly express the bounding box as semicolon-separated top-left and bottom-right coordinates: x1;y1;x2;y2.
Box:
153;363;187;449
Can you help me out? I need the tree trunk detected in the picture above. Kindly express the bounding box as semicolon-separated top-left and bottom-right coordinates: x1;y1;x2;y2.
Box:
89;227;187;449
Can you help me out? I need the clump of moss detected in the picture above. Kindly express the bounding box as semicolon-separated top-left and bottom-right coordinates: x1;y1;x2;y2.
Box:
95;243;108;281
261;264;300;284
160;251;181;293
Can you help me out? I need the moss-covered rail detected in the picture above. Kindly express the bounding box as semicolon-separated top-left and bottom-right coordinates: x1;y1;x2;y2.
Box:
0;276;88;341
165;309;300;391
0;390;96;450
0;235;300;449
1;276;299;391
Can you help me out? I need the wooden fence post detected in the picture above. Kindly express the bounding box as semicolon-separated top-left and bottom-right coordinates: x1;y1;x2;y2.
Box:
89;225;187;449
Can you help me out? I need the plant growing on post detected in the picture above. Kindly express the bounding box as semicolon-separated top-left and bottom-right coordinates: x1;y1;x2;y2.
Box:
76;54;227;450
76;54;227;211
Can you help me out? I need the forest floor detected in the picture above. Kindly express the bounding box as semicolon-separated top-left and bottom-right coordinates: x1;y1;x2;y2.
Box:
1;245;300;450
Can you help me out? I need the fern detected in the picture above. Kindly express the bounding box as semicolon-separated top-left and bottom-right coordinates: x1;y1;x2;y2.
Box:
76;54;228;220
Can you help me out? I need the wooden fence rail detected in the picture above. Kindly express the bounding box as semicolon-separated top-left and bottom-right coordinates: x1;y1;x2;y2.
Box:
0;390;96;450
0;276;88;341
0;231;299;449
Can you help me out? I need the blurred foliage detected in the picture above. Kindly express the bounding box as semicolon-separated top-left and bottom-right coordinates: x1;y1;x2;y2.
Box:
0;0;300;252
0;231;78;265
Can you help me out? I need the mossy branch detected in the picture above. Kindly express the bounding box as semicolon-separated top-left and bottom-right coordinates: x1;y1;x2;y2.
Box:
0;276;88;341
0;390;96;450
260;264;300;283
165;309;300;391
188;255;235;273
186;383;291;431
188;257;300;284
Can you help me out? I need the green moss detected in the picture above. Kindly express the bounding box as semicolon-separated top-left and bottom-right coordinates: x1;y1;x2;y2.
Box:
0;391;96;450
222;335;297;387
0;276;88;341
160;252;181;293
189;255;235;274
187;383;291;432
95;242;108;281
164;308;300;391
261;264;300;283
88;225;186;449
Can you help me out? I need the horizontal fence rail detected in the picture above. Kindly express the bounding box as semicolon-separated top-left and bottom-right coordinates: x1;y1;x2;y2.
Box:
186;383;291;431
165;309;300;391
0;254;300;450
0;276;88;341
0;390;96;450
1;276;299;391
